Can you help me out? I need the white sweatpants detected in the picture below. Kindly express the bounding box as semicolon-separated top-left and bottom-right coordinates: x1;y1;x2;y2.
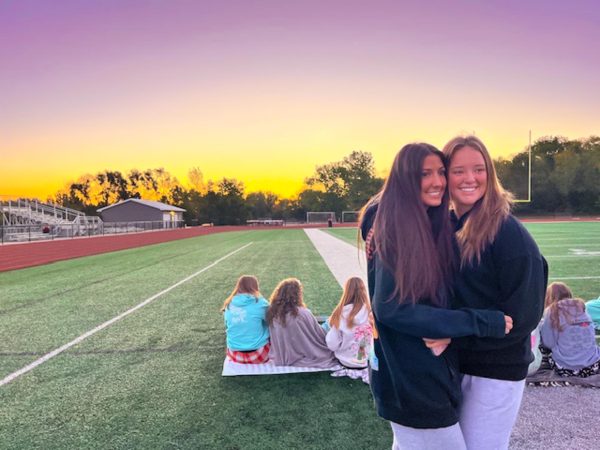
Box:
391;421;466;450
459;375;526;450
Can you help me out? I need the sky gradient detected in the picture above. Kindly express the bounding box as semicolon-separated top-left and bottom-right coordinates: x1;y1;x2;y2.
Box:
2;0;599;200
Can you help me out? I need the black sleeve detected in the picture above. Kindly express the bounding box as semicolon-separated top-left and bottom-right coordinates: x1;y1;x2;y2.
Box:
373;298;507;339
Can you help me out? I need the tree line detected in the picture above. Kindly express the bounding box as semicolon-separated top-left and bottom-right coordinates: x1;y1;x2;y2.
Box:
52;136;599;225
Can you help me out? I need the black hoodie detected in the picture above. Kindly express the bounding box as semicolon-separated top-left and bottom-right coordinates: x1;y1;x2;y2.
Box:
451;209;548;381
360;203;507;429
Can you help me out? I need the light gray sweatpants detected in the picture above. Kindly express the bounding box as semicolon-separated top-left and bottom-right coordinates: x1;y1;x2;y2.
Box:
459;375;526;450
390;422;466;450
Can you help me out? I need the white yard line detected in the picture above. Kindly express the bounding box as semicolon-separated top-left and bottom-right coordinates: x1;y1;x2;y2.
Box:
535;237;600;242
303;228;367;288
549;276;600;280
544;255;600;258
0;242;253;387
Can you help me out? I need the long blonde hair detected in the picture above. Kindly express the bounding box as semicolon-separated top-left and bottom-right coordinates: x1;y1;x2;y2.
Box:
266;278;306;326
329;277;371;329
544;281;573;309
221;275;261;311
443;135;513;266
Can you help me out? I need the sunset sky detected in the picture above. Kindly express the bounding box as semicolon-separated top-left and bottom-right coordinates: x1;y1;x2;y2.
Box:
1;0;599;200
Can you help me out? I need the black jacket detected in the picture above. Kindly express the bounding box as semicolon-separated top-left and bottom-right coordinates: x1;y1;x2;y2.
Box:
361;203;506;429
451;209;548;381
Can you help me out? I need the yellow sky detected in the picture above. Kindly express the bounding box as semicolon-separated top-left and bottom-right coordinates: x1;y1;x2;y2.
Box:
2;2;598;201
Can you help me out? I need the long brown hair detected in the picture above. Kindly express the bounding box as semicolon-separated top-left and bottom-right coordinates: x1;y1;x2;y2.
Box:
329;277;371;329
548;298;585;332
266;278;306;326
221;275;261;311
544;281;573;309
364;143;454;305
443;135;513;267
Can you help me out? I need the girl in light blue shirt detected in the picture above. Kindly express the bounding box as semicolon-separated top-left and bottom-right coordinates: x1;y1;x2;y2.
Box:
222;275;270;363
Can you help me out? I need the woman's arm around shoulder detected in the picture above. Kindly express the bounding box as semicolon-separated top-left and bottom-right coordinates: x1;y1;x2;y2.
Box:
373;298;507;339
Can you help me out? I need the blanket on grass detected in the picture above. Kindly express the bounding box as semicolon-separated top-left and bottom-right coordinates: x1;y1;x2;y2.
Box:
222;358;342;376
527;366;600;388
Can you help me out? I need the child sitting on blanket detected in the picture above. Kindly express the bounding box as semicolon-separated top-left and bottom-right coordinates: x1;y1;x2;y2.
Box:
222;275;270;364
536;282;574;362
266;278;338;368
540;295;600;378
325;277;372;369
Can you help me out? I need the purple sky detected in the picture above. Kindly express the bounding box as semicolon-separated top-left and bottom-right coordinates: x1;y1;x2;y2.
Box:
1;0;599;198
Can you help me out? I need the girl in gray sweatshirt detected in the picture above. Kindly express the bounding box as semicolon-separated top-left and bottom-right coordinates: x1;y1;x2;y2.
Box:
540;298;600;377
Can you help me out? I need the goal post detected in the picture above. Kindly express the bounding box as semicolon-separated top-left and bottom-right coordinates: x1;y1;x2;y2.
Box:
341;211;361;223
306;212;336;224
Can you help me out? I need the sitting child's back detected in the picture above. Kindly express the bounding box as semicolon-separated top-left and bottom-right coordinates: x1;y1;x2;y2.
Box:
541;298;600;375
267;278;337;368
269;307;336;368
325;277;373;368
222;275;270;364
224;292;269;351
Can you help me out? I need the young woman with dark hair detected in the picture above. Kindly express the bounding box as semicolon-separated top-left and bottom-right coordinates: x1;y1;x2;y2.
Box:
440;135;547;450
360;143;513;450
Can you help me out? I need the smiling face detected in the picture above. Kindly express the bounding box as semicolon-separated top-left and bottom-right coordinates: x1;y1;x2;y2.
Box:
420;154;446;208
448;146;487;217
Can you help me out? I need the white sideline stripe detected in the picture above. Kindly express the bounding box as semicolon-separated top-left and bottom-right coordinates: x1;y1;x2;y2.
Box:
549;276;600;280
0;242;253;387
535;237;600;242
545;255;600;258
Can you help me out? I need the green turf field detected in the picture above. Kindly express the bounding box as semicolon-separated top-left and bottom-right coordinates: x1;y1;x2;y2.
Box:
0;230;389;449
0;223;598;449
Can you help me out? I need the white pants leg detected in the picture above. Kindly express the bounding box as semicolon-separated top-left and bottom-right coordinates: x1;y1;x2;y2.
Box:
459;375;526;450
390;421;466;450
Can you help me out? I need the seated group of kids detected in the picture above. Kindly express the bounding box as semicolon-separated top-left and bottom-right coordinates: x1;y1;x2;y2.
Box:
222;275;373;378
531;281;600;379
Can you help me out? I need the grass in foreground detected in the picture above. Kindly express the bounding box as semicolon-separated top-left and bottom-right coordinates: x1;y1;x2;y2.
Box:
0;229;390;449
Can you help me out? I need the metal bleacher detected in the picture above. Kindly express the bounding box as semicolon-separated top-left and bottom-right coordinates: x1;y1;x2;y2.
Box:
0;199;102;242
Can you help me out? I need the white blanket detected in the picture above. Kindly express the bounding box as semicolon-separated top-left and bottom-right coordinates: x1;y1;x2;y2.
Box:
222;358;342;376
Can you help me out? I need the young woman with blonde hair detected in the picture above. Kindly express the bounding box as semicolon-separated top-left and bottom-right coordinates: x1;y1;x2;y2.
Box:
325;277;372;368
441;135;548;450
360;143;513;450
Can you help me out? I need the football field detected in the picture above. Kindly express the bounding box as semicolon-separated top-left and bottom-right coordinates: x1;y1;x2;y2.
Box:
0;222;598;448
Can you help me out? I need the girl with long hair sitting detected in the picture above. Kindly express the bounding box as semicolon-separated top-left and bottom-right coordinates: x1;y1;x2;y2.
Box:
267;278;337;368
540;284;600;377
325;277;372;369
222;275;270;364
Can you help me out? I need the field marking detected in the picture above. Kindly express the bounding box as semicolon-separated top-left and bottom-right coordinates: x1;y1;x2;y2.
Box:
0;242;253;387
539;244;600;248
549;276;600;280
544;255;600;258
535;237;600;242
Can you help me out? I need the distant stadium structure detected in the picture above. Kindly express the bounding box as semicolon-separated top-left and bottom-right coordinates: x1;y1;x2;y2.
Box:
97;199;185;228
